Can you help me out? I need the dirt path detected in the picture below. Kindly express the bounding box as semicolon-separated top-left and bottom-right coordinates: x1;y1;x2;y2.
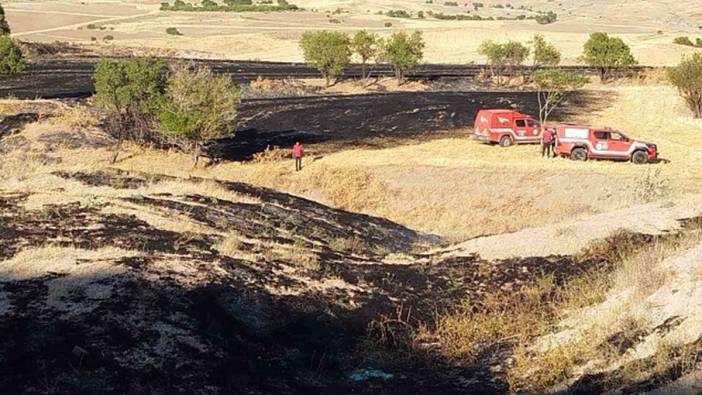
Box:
439;194;702;261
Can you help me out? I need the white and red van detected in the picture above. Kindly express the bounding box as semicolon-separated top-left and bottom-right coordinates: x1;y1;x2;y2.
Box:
554;125;658;164
473;109;543;147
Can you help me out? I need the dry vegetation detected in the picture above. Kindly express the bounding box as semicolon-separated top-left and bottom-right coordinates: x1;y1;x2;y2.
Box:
5;0;702;65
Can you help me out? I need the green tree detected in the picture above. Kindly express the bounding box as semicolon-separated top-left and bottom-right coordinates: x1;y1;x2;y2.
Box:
0;36;26;75
668;53;702;118
581;32;637;82
0;2;10;35
533;69;588;125
479;40;529;85
378;31;425;84
299;31;351;87
93;57;167;163
157;64;240;166
531;34;561;67
350;30;378;80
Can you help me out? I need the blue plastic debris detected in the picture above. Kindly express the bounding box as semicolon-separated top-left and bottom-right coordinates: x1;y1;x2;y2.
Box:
349;368;394;382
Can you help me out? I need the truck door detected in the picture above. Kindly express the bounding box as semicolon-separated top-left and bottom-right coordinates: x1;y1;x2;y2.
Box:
607;131;631;156
592;130;610;156
527;119;541;137
514;118;528;139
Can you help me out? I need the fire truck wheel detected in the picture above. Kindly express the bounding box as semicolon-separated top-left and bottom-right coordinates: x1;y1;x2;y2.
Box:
570;147;588;161
632;150;648;164
499;136;513;147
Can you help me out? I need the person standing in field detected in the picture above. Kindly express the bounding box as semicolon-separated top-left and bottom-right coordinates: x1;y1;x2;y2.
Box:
292;141;304;171
541;128;554;158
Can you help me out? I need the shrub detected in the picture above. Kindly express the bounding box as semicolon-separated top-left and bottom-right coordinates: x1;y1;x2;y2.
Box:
668;53;702;117
166;27;183;35
673;36;695;46
384;22;393;27
385;10;411;18
377;31;425;84
299;31;351;87
0;3;10;35
156;64;241;166
444;1;458;5
581;32;637;82
103;35;114;41
0;36;26;75
535;10;557;24
93;57;168;162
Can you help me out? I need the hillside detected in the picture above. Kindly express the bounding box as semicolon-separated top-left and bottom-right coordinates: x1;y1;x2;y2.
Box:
4;0;702;65
2;76;702;392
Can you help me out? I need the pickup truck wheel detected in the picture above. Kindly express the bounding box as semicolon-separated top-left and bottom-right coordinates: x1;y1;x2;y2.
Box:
632;150;648;164
499;136;513;147
570;147;588;161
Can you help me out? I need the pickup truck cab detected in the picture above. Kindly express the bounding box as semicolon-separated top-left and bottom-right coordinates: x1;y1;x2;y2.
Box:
473;109;543;147
554;125;658;164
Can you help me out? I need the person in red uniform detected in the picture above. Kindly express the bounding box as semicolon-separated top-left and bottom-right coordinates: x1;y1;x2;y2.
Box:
292;141;304;171
541;129;554;158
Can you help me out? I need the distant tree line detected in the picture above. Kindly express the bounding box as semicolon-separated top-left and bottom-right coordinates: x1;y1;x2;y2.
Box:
160;0;298;12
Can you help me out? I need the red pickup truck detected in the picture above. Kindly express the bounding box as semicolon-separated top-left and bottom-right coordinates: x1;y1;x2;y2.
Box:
473;109;543;147
553;125;658;164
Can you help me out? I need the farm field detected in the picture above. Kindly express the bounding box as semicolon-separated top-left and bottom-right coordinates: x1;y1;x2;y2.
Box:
4;0;702;65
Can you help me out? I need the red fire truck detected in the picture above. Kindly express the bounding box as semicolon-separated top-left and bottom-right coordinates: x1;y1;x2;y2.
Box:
473;109;543;147
553;125;658;164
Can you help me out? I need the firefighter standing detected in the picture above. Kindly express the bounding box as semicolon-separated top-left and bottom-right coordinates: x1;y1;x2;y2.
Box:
541;129;554;158
292;141;304;171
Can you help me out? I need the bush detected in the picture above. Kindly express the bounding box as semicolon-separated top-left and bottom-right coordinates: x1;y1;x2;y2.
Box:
668;53;702;118
299;31;351;86
166;27;183;35
93;57;168;162
103;35;114;41
156;64;241;165
0;36;26;75
581;32;637;82
535;10;557;24
0;3;11;34
378;31;425;84
385;10;411;18
673;36;695;46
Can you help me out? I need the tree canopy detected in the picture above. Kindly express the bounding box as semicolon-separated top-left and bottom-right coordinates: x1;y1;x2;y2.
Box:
581;32;637;82
531;34;561;67
668;53;702;118
0;3;10;35
350;30;378;79
299;31;351;86
378;31;425;83
0;35;25;75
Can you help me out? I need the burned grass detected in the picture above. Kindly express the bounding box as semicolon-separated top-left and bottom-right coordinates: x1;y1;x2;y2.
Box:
0;169;661;394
